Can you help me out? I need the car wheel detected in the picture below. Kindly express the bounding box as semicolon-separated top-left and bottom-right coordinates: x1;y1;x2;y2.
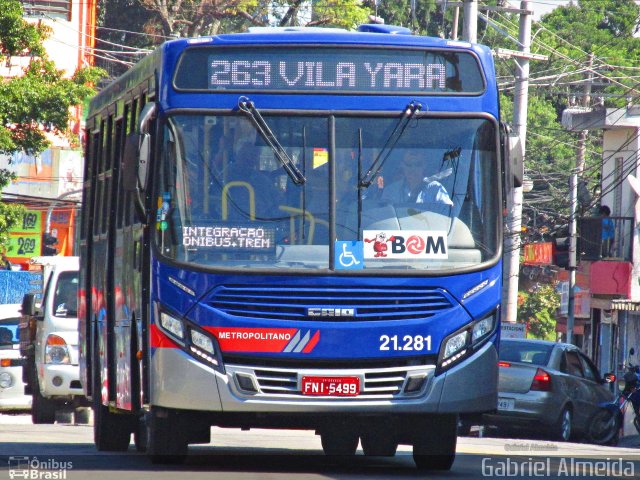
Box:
553;407;572;442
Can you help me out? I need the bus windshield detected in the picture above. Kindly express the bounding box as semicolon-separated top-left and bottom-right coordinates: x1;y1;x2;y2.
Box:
155;113;499;271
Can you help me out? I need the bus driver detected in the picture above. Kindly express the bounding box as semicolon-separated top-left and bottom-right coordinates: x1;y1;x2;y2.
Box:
381;150;453;206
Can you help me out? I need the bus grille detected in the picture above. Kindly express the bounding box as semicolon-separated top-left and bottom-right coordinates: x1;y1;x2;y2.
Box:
227;364;434;399
209;285;453;321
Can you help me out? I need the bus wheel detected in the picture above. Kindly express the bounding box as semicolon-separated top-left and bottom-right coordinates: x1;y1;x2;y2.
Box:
320;431;359;456
93;400;132;451
93;373;132;451
32;378;56;424
412;414;457;471
146;408;188;464
360;434;397;456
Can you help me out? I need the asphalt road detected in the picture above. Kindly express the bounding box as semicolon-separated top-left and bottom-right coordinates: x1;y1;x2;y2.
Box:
1;413;639;480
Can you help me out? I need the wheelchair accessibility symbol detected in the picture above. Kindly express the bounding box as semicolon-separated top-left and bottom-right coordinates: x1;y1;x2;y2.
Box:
335;241;364;270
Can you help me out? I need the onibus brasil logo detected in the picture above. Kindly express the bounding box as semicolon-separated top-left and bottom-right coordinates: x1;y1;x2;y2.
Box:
8;456;72;479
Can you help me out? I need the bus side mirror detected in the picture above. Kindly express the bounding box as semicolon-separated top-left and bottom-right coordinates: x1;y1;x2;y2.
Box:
21;293;36;317
123;132;151;192
508;133;523;188
123;133;141;192
123;102;156;193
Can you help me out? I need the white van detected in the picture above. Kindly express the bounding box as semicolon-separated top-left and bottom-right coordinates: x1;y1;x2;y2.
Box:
20;256;89;423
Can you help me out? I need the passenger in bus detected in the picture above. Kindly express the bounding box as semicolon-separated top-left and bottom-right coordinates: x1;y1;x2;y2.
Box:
224;143;280;220
381;150;453;206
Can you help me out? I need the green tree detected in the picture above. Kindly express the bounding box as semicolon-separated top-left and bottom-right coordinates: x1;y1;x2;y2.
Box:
135;0;370;38
0;0;106;155
518;284;560;341
0;170;23;252
0;0;105;251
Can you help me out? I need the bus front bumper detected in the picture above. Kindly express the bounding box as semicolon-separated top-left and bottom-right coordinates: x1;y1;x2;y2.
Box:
150;339;497;415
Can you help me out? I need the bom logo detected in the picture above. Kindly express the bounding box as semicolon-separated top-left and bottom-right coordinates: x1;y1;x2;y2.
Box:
363;230;448;259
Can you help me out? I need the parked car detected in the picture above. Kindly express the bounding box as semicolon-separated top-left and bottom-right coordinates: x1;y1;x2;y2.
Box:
0;304;31;411
483;339;615;441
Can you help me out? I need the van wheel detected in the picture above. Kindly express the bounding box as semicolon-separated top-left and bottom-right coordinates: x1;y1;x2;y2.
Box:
74;407;91;425
32;380;56;424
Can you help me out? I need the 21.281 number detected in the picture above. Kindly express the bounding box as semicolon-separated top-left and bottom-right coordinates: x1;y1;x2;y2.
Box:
379;334;432;352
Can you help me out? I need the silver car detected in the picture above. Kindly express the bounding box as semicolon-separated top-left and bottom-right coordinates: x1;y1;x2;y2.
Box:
0;304;31;411
483;339;614;441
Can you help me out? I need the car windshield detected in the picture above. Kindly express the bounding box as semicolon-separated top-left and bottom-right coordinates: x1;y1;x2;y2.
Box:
53;271;78;318
155;113;499;272
0;318;19;348
500;341;554;366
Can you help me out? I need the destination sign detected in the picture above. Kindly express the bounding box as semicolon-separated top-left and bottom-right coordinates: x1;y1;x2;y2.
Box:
174;47;484;94
182;224;276;253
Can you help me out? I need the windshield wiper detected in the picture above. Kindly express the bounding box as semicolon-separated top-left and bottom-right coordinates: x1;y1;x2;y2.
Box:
359;101;422;188
238;96;306;185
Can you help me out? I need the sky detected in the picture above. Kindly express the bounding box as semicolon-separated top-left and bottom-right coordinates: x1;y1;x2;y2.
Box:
524;0;570;21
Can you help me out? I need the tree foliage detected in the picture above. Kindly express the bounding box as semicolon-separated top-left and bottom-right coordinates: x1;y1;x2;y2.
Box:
0;0;106;155
134;0;370;38
0;170;23;252
518;284;560;341
0;0;105;251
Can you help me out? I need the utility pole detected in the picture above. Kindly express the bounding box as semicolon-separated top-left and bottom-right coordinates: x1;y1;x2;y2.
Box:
462;0;478;42
566;53;593;344
452;6;460;40
503;1;532;324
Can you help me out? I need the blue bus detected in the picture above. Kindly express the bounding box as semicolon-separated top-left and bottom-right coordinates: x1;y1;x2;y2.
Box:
80;24;518;470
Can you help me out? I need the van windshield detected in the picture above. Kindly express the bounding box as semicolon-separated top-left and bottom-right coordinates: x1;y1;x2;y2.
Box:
53;271;78;318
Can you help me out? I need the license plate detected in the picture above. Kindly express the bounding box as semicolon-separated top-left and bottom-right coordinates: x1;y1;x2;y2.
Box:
301;376;360;397
497;397;515;411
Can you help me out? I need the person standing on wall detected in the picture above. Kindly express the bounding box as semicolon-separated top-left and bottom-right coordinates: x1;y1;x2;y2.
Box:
600;205;615;258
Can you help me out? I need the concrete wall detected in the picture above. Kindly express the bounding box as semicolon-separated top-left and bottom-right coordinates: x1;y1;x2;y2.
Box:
602;127;640;301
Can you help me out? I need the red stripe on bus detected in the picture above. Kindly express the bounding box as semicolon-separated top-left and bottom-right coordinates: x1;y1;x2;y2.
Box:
149;324;180;349
302;331;320;353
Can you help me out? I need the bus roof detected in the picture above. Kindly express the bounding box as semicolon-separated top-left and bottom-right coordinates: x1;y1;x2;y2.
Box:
88;25;496;118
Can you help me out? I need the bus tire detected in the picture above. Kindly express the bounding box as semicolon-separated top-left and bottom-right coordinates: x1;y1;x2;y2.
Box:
32;379;56;424
92;349;132;451
146;408;188;463
93;399;132;451
320;431;359;456
412;414;457;471
360;433;397;456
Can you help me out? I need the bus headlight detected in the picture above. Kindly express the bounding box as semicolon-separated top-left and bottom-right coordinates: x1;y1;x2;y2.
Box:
443;331;468;360
188;328;220;368
438;310;498;372
472;315;495;343
191;329;215;354
160;312;185;340
45;335;71;364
